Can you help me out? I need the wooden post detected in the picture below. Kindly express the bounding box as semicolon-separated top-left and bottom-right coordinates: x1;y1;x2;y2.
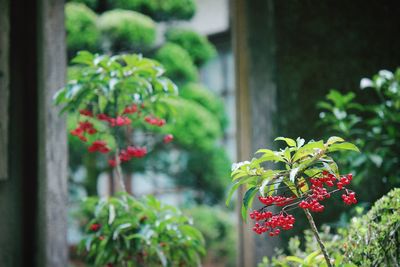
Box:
37;0;68;266
231;0;255;266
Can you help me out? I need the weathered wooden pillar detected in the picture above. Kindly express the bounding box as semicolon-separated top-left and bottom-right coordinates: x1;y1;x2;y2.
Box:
0;0;67;266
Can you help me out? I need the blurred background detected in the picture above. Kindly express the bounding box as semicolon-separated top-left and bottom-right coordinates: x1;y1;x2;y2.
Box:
0;0;399;266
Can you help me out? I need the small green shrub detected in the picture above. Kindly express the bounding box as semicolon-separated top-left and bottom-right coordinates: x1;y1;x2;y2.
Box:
78;193;205;266
185;205;236;267
65;3;100;56
113;0;196;21
67;0;98;10
166;28;216;66
98;9;156;52
155;43;198;82
180;83;227;129
345;188;400;266
162;98;221;151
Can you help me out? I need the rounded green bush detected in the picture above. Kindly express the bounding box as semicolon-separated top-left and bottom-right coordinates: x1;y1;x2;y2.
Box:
166;28;216;66
155;43;198;82
65;3;100;56
180;83;228;129
113;0;196;21
98;9;156;52
345;188;400;266
67;0;98;11
163;98;221;151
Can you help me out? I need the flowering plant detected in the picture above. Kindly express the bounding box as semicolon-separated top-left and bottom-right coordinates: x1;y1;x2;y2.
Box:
55;51;205;266
227;136;359;266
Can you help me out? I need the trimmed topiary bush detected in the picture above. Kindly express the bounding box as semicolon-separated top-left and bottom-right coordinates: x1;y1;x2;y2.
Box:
180;83;228;130
67;0;98;11
345;188;400;266
155;43;198;82
113;0;196;21
98;9;156;52
65;3;100;56
162;98;221;151
166;28;216;66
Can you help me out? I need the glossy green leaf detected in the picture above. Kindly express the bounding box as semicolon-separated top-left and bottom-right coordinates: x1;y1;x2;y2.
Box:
241;186;257;221
328;142;360;152
275;137;296;147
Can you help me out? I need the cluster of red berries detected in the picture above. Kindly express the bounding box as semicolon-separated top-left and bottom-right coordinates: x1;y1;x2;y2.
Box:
70;121;97;142
89;223;101;232
97;113;132;127
258;195;295;207
252;213;295;236
250;171;357;237
144;116;166;127
70;107;174;167
88;140;110;153
123;104;138;115
342;191;357;205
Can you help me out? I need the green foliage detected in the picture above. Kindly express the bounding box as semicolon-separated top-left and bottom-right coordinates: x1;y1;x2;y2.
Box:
227;137;359;220
113;0;196;21
67;0;98;11
162;98;222;151
79;193;205;266
165;28;217;66
98;9;156;52
180;147;232;204
155;42;198;83
185;205;236;267
65;3;100;56
318;69;400;196
258;189;400;267
345;188;400;266
55;51;177;114
180;83;228;130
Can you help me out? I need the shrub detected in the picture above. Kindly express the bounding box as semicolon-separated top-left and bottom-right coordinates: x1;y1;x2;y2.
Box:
345;188;400;266
98;9;156;52
65;3;100;56
180;83;228;130
78;194;205;266
113;0;196;21
185;205;236;267
67;0;98;11
155;43;198;83
162;98;221;151
166;28;216;66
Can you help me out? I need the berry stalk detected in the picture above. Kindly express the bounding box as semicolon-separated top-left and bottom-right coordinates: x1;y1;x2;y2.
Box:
304;209;333;267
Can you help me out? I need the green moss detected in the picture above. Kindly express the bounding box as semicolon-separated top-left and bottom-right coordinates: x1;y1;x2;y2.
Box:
98;9;156;52
180;83;228;130
166;28;216;66
155;43;198;82
113;0;196;21
65;3;100;56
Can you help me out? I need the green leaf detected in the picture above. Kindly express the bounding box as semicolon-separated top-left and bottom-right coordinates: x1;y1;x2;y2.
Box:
289;167;299;183
284;256;305;264
225;181;241;206
275;137;296;147
108;204;116;225
98;95;108;113
326;136;345;145
112;223;132;240
328;142;360;152
292;141;324;162
241;187;257;221
71;51;94;66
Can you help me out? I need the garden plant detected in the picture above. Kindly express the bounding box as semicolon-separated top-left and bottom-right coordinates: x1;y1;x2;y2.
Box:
227;137;360;266
55;51;205;266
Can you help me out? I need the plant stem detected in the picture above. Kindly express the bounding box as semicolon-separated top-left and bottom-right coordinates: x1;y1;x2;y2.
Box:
304;209;333;267
114;148;127;193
